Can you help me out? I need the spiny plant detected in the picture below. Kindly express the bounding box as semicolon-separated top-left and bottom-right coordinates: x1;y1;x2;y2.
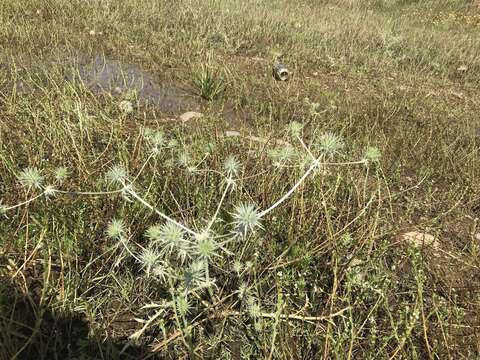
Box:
0;122;381;354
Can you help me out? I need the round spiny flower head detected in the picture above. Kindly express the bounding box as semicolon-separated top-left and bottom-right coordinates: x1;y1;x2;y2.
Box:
145;224;162;242
177;152;190;168
362;146;381;165
195;233;219;261
139;247;160;277
43;185;57;197
0;201;7;216
247;298;261;318
175;295;191;317
54;166;68;184
223;156;241;176
157;222;189;258
152;262;168;282
316;132;344;157
142;127;155;139
277;145;296;163
233;260;243;274
119;100;133;114
237;283;248;300
147;130;165;150
167;139;178;149
106;219;125;240
286;121;304;137
105;164;127;184
267;148;280;161
232;203;262;237
183;260;206;289
18;167;44;189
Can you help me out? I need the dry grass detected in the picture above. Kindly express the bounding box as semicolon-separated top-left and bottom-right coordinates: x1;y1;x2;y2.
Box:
1;0;480;359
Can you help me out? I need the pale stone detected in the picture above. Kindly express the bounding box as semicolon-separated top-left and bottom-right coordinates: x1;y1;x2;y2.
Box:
401;231;440;250
179;111;203;122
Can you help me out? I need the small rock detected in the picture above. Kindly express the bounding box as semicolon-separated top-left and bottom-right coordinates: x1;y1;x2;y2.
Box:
225;130;241;137
179;111;203;123
475;233;480;242
401;231;440;250
89;30;96;36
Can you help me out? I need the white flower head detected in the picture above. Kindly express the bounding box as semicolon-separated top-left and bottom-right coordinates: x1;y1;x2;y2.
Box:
0;201;7;216
287;121;304;137
44;185;57;197
195;232;219;260
155;222;189;261
105;164;127;184
223;156;241;176
18;167;44;189
54;166;68;184
152;262;168;282
231;203;262;237
106;219;125;240
183;260;206;289
362;146;381;164
316;132;344;157
139;247;160;277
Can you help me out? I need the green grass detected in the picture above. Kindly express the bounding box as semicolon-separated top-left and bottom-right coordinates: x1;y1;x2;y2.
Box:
1;0;480;359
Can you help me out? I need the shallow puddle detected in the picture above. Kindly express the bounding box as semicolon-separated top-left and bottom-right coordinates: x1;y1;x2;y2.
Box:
69;55;199;114
7;54;251;123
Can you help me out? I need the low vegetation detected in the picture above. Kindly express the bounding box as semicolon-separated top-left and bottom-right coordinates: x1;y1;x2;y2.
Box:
1;0;479;359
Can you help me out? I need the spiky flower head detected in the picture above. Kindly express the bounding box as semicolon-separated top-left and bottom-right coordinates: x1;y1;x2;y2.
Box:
18;167;44;189
167;139;179;148
106;219;125;240
247;297;261;318
268;146;295;167
119;100;133;114
223;156;241;176
277;145;296;163
177;152;190;168
174;295;191;316
286;121;304;137
155;222;189;261
105;164;127;184
0;201;7;216
195;233;219;261
316;132;344;157
362;146;381;164
183;260;206;289
43;185;57;197
54;166;68;184
145;129;165;150
145;224;162;242
152;262;168;282
233;260;243;274
139;247;160;277
237;283;248;300
232;203;262;237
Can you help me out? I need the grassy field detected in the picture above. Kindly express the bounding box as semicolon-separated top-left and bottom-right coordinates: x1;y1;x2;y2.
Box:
1;0;480;358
